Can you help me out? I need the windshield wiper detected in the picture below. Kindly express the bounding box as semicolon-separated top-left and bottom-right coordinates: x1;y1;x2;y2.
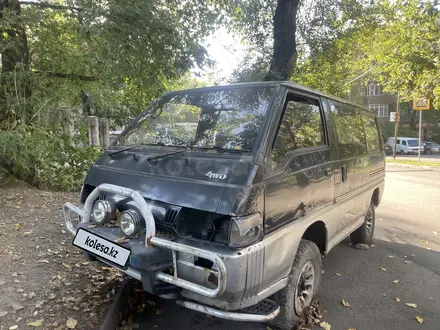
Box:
109;143;150;157
192;146;250;153
109;143;185;157
146;148;189;162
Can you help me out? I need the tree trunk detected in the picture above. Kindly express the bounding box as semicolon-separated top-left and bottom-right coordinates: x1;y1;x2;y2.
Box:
265;0;300;81
0;0;30;122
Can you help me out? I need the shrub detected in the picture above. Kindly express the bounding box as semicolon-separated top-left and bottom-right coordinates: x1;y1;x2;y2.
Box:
0;126;101;191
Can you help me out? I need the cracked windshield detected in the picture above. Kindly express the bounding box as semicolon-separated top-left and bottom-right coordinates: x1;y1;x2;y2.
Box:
0;1;439;330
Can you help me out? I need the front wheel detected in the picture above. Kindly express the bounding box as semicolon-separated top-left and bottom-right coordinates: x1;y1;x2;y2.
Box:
269;240;322;330
350;202;375;245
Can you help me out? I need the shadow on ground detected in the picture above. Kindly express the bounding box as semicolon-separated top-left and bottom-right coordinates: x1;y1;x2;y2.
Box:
134;239;440;330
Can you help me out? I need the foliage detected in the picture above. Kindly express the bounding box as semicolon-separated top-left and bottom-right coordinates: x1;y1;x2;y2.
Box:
0;0;225;127
0;126;101;191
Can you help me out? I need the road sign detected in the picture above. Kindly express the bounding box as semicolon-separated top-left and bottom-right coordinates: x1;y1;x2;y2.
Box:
390;112;398;122
413;98;430;110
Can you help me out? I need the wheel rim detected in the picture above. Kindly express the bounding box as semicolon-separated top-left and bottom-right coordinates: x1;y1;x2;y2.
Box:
365;207;374;234
294;261;315;315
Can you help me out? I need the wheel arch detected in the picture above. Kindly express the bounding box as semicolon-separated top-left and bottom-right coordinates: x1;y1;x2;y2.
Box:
301;221;327;255
372;187;380;207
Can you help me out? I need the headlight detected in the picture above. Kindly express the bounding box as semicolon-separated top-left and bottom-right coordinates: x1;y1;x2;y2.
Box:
120;209;141;236
229;213;263;247
92;200;114;224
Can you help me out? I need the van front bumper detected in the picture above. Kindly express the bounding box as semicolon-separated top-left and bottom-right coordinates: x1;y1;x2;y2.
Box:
63;184;281;320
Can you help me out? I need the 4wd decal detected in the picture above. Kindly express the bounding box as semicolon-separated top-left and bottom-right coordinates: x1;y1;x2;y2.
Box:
205;171;227;180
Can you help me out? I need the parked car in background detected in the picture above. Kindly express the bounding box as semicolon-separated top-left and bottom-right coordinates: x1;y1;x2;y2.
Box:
385;137;424;155
384;143;393;155
423;141;440;155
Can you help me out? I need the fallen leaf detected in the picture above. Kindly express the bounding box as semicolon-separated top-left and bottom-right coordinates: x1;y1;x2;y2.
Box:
137;306;144;313
10;302;24;311
87;225;97;228
415;316;423;324
395;297;401;302
342;299;351;307
393;280;399;283
81;262;90;266
348;328;357;330
0;311;8;317
9;325;18;330
335;272;342;277
379;267;387;271
433;231;438;236
16;288;24;293
28;319;44;327
132;324;140;329
319;321;331;330
15;223;23;231
404;260;412;264
63;263;72;269
66;318;78;329
38;259;49;264
422;240;429;244
23;231;33;236
146;300;156;306
405;303;417;308
48;294;56;300
156;309;165;315
388;255;395;258
321;270;325;274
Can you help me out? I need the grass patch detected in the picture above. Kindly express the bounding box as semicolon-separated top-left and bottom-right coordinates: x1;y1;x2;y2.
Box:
386;158;440;167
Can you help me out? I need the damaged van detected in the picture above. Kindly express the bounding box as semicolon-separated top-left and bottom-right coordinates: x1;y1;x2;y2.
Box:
63;82;385;329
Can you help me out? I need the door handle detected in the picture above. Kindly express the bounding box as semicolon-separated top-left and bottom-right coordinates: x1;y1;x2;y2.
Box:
341;165;348;182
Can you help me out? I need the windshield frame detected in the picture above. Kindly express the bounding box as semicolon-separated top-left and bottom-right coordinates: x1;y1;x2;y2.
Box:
111;84;279;158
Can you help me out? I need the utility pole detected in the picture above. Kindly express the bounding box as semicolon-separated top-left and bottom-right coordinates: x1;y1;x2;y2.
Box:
418;109;422;162
392;94;400;159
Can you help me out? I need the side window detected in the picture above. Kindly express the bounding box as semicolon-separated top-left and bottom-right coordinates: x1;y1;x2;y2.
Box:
397;139;401;145
271;94;325;169
361;111;380;152
331;102;367;157
402;140;407;146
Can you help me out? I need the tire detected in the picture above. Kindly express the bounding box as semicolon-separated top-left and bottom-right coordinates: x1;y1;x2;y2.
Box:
427;150;432;155
269;240;322;330
350;202;375;245
399;149;405;155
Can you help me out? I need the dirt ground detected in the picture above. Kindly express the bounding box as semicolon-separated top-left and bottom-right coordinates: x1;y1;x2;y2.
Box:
0;182;123;330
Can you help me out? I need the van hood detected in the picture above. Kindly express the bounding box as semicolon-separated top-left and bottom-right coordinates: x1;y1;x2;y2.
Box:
84;150;255;214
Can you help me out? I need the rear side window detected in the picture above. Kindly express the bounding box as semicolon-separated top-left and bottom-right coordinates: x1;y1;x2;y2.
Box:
330;102;367;157
361;112;380;152
271;94;325;169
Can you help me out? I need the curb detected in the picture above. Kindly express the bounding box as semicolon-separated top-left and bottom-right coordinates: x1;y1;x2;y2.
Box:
100;277;135;330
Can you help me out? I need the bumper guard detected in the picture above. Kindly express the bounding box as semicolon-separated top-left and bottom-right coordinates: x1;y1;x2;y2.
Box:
63;183;226;298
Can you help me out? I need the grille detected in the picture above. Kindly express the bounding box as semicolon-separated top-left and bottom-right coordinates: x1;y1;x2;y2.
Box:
164;208;180;225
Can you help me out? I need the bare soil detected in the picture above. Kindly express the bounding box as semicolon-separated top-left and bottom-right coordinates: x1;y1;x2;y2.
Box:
0;182;123;330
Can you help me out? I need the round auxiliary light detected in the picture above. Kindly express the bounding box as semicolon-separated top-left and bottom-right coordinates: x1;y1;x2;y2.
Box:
120;209;141;236
92;200;113;224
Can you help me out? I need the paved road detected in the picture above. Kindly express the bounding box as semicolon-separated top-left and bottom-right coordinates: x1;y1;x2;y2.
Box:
137;165;440;329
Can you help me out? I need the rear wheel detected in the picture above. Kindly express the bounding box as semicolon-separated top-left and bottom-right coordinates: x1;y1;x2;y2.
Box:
350;202;375;245
269;240;322;330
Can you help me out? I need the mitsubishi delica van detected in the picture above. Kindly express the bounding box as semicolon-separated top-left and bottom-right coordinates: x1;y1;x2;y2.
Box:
63;82;385;329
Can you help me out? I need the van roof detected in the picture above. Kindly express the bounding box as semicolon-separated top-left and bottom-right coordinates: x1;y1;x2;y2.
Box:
388;137;419;140
165;81;373;113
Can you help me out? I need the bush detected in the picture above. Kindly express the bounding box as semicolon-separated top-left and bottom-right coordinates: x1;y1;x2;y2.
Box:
0;126;101;191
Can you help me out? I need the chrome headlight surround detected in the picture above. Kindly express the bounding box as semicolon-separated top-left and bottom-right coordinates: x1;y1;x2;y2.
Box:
120;209;142;236
92;200;114;224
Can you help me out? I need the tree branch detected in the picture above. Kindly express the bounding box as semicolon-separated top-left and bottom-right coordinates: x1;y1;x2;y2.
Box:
33;71;98;81
19;1;84;12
